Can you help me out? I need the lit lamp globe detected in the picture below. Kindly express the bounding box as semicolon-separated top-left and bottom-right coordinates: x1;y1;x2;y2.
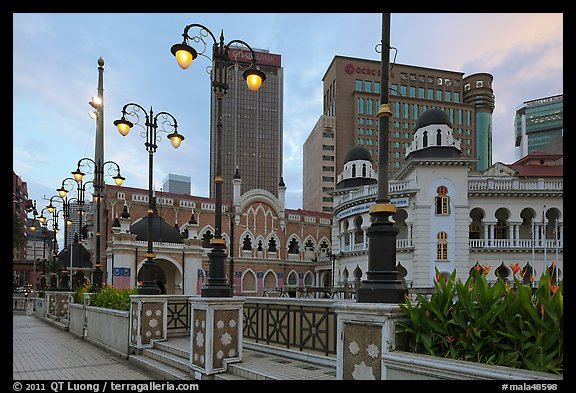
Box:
170;43;198;70
113;173;125;186
243;68;266;92
114;118;133;137
167;130;185;148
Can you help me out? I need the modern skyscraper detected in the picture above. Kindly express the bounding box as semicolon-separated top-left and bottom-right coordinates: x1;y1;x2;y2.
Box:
514;94;563;159
210;47;283;201
303;55;494;212
163;173;191;195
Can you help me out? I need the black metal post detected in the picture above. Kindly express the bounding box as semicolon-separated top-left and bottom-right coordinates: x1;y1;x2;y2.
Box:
92;161;104;289
175;23;263;297
115;103;181;295
356;13;407;303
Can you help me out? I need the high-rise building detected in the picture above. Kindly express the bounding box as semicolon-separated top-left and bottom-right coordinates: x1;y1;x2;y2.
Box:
514;94;563;159
163;173;191;195
210;47;283;201
303;55;494;212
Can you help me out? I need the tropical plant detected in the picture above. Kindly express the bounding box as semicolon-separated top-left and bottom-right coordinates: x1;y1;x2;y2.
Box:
88;285;138;311
396;265;563;374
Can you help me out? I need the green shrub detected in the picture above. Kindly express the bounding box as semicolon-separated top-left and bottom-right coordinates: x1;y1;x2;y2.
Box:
396;266;563;374
73;283;92;304
88;285;138;311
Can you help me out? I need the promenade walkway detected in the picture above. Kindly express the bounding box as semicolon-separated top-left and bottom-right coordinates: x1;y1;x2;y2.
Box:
13;312;153;380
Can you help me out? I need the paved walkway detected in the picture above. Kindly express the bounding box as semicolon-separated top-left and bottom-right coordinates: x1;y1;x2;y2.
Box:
13;312;153;380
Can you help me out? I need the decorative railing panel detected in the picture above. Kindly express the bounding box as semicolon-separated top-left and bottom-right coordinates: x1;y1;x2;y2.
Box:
242;298;338;356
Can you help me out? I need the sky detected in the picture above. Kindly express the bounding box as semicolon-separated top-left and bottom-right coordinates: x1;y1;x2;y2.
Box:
13;13;563;224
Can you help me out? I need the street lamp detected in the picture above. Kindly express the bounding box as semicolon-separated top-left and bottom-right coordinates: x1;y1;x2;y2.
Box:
171;23;265;297
71;157;124;289
29;201;39;292
42;209;62;291
356;13;407;303
114;103;184;295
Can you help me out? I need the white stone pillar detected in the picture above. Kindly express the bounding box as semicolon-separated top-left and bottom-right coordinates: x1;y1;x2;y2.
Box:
189;297;244;379
335;302;406;380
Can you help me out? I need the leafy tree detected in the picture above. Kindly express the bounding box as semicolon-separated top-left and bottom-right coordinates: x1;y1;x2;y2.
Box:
13;213;27;251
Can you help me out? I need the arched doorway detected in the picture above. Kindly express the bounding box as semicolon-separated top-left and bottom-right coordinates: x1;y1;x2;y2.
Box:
137;258;182;294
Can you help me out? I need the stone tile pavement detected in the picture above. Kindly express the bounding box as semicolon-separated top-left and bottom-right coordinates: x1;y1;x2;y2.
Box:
13;312;153;380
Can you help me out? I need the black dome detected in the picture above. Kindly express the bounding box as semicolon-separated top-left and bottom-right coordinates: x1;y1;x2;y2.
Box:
415;108;452;129
344;146;372;164
57;237;92;269
130;212;183;243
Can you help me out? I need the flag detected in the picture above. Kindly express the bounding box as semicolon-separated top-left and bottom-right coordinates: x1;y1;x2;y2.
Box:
113;267;131;289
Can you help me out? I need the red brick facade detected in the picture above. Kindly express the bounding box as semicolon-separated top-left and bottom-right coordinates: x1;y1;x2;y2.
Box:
103;184;332;295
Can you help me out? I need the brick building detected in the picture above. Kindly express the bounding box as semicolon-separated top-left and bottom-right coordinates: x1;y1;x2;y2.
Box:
102;176;332;295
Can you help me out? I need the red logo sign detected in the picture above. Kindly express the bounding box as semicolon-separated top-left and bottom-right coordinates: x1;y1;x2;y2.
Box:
345;63;381;77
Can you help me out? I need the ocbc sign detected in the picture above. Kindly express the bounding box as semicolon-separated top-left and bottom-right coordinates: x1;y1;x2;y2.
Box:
345;63;381;76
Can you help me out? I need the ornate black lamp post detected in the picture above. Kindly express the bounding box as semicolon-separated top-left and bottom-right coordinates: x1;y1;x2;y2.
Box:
170;23;265;297
113;103;184;295
356;13;407;303
70;158;124;289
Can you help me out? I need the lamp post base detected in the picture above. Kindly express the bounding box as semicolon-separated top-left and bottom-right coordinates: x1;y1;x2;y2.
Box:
356;279;407;303
138;258;161;295
202;245;232;297
356;211;407;303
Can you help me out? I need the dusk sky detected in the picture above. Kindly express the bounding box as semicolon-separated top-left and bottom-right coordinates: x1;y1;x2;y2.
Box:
13;13;563;228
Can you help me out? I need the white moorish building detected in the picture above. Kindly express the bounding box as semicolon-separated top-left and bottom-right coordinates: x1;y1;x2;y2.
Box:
330;108;563;290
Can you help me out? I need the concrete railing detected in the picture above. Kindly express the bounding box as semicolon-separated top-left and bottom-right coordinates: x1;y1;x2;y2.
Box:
69;303;130;358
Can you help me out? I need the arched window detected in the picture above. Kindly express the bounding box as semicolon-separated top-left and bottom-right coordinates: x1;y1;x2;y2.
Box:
351;164;356;177
242;235;252;250
437;232;448;260
268;238;277;252
435;185;450;215
287;271;298;286
201;230;213;248
495;219;508;239
423;131;428;148
288;238;299;254
436;129;442;145
362;163;367;177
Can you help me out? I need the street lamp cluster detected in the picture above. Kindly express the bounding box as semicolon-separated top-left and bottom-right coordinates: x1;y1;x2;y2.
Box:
113;103;183;295
169;23;265;297
30;160;125;292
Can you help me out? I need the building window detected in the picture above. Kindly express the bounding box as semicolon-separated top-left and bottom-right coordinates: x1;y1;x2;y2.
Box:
437;232;448;260
409;86;416;97
288;238;299;254
390;83;398;95
464;83;471;91
495;219;508;239
322;176;334;182
242;235;253;251
418;87;425;99
358;98;364;114
364;80;372;92
400;85;407;97
355;79;363;91
374;82;380;93
435;185;450;215
436;90;443;101
476;80;484;88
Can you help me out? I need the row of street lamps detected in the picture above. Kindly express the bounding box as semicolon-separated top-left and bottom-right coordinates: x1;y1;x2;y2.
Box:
29;17;403;303
29;21;266;296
